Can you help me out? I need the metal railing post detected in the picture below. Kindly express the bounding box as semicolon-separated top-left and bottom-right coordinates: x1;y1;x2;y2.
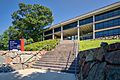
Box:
74;40;79;80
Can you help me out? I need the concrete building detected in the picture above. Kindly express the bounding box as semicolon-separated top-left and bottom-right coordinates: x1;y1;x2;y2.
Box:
44;2;120;40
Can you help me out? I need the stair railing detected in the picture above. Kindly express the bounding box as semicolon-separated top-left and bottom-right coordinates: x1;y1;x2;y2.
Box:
74;40;79;79
22;44;57;69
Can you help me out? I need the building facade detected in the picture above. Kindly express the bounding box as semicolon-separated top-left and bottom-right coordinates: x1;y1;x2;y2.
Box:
44;2;120;40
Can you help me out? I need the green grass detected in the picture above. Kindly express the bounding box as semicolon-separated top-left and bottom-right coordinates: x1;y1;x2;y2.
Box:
25;39;60;51
79;39;120;51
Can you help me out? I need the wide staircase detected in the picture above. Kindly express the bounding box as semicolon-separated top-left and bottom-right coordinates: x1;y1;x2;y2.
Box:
31;40;79;73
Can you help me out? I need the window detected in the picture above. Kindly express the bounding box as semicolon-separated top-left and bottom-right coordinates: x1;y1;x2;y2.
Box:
95;8;120;21
45;35;52;40
95;18;120;30
63;21;77;30
54;27;61;33
44;30;52;35
79;17;93;26
95;28;120;38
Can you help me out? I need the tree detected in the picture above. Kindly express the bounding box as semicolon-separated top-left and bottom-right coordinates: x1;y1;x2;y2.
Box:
0;26;20;50
0;31;9;50
8;26;20;40
12;3;53;42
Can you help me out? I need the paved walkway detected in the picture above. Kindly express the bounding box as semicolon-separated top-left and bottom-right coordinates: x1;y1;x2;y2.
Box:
0;68;76;80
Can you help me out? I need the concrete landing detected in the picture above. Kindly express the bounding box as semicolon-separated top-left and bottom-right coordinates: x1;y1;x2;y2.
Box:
0;68;76;80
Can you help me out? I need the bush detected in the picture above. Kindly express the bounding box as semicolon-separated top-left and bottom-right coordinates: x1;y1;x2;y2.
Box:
25;39;60;51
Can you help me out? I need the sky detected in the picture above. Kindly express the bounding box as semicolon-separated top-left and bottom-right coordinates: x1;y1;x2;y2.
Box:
0;0;120;34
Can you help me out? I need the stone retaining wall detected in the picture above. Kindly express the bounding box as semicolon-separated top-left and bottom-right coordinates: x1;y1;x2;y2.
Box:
78;42;120;80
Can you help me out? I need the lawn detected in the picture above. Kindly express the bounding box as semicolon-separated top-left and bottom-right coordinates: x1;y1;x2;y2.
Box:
79;39;120;51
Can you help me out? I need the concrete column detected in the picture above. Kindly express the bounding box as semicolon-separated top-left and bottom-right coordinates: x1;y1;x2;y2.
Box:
93;15;95;39
77;20;80;40
61;26;63;41
52;28;54;40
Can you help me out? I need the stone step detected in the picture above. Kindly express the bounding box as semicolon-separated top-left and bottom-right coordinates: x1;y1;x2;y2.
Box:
35;61;73;66
34;61;79;68
40;57;76;61
31;65;79;73
31;40;78;73
39;58;76;63
32;63;79;69
35;60;78;65
42;53;76;57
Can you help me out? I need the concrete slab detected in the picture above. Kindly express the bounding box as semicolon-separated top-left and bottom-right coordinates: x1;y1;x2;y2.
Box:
0;68;76;80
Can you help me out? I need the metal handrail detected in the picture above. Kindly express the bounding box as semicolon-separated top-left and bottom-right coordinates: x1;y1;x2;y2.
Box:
23;44;56;64
74;40;79;80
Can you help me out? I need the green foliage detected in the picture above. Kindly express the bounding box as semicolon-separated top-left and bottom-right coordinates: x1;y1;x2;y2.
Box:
11;3;54;42
0;26;20;50
79;39;120;51
25;39;60;51
0;31;9;50
0;3;54;50
8;26;20;40
25;38;34;45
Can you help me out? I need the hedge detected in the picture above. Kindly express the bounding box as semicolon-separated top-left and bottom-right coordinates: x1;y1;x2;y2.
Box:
25;39;60;51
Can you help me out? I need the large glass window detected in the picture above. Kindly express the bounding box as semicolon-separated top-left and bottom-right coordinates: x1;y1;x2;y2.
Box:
54;27;61;33
63;21;77;30
95;28;120;38
95;8;120;21
79;17;93;26
45;35;52;40
95;18;120;30
44;30;52;35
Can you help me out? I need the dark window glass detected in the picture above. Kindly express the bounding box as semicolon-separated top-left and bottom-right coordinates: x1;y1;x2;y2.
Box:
45;35;52;40
44;30;52;35
95;28;120;38
95;18;120;30
95;8;120;21
79;17;93;26
54;27;61;33
63;21;77;30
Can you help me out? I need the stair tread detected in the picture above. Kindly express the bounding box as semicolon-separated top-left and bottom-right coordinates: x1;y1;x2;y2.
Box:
31;40;79;73
32;65;79;72
32;63;79;69
35;61;72;65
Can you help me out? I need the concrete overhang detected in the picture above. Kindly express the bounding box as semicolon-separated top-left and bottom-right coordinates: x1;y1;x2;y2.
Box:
53;24;93;37
45;1;120;30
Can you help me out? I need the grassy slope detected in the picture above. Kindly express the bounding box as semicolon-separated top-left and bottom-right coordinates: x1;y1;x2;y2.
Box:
79;39;120;51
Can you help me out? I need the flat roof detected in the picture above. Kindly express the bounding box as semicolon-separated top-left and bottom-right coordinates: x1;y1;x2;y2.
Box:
46;1;120;31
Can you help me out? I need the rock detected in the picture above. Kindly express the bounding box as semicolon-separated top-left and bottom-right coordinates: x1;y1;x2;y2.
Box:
94;47;107;61
105;65;120;80
85;52;94;62
105;50;120;64
0;64;15;73
87;62;106;80
78;42;120;80
107;42;120;52
82;62;96;79
100;42;108;48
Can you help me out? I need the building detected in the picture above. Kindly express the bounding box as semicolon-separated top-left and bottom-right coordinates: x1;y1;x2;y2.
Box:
44;2;120;40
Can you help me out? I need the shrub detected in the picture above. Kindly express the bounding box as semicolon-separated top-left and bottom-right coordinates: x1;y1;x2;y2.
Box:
25;39;60;51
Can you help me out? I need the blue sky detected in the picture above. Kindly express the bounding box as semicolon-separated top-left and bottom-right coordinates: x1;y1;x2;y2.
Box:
0;0;120;34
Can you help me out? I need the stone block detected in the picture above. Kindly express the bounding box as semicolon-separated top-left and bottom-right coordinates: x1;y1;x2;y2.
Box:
87;62;106;80
105;50;120;64
107;43;120;52
105;65;120;80
85;52;94;62
94;48;106;61
82;62;96;79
